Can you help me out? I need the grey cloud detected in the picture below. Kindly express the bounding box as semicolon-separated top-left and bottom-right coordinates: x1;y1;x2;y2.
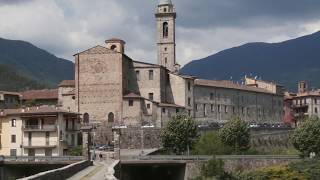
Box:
0;0;33;5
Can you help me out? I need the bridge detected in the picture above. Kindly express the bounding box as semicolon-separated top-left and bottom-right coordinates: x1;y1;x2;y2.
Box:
0;156;87;180
0;156;84;165
117;155;301;180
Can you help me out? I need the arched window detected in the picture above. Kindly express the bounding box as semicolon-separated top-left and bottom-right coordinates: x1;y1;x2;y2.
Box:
163;22;168;38
83;113;89;124
108;112;114;123
110;45;117;51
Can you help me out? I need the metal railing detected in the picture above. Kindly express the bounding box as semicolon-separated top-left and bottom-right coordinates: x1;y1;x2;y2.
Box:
121;155;301;161
0;156;85;162
23;125;57;131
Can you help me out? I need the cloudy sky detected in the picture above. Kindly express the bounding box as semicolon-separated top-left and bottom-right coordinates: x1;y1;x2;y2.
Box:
1;0;320;66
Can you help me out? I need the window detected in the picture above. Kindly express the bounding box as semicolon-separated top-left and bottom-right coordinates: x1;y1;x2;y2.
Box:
10;149;17;156
188;98;191;106
164;8;167;12
148;93;154;101
218;105;221;113
188;82;191;91
46;132;50;146
108;112;114;123
11;135;16;143
162;108;166;113
203;104;206;116
165;57;167;64
211;104;214;112
110;45;117;51
315;99;318;104
11;119;16;127
164;47;167;51
233;107;235;114
188;110;191;116
210;93;214;100
242;107;244;114
304;99;307;105
149;70;154;80
176;109;179;113
195;104;198;112
315;107;318;113
225;106;228;113
83;113;89;124
136;70;140;81
163;22;169;38
147;104;151;109
129;100;134;106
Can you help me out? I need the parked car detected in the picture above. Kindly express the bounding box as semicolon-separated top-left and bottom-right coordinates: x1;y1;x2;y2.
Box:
249;122;259;128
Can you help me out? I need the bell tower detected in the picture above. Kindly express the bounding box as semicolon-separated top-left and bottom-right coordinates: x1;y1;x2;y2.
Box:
155;0;179;72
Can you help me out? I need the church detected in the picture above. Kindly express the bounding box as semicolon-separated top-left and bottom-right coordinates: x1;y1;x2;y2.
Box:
58;0;284;144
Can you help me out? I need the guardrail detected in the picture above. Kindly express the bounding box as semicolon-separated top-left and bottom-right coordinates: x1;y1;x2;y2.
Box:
0;156;84;162
121;155;300;161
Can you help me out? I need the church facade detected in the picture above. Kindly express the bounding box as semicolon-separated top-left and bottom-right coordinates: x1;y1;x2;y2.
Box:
58;0;284;144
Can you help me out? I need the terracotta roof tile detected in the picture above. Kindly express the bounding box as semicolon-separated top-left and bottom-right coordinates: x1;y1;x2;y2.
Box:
21;89;58;100
0;106;79;117
194;79;277;95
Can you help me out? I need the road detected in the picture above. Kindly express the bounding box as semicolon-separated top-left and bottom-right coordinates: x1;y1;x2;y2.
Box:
67;151;118;180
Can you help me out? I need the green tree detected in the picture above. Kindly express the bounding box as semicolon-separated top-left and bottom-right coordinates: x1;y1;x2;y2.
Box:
161;114;199;154
193;131;233;155
219;117;250;153
292;116;320;157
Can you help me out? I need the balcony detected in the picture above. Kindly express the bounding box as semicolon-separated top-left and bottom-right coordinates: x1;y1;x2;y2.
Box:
22;141;58;149
22;125;57;132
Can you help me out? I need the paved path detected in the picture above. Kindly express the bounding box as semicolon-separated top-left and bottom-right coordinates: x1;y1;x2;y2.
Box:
67;152;118;180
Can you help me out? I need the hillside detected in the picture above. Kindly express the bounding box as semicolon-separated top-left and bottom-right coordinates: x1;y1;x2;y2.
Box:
0;38;74;91
181;31;320;91
0;64;46;91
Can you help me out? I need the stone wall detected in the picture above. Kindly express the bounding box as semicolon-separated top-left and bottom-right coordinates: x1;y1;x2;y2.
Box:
251;130;293;151
119;128;162;149
184;156;300;179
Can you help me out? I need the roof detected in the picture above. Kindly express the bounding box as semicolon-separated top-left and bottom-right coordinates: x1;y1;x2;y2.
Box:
194;79;278;95
21;89;58;100
0;91;21;96
123;93;143;99
105;38;126;44
0;106;79;117
132;60;162;68
74;45;116;56
159;0;172;5
59;80;75;87
159;103;184;108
